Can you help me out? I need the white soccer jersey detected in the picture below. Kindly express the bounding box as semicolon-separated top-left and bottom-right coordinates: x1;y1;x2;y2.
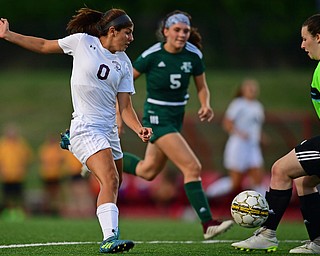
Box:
225;98;264;142
223;97;264;171
58;33;134;127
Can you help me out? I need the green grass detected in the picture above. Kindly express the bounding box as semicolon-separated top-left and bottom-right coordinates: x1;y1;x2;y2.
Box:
0;217;308;255
0;68;314;149
0;69;315;255
0;69;72;148
0;68;316;190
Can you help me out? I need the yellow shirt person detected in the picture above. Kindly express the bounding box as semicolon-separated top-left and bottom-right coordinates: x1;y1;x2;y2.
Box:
39;135;65;182
0;125;32;184
0;124;32;219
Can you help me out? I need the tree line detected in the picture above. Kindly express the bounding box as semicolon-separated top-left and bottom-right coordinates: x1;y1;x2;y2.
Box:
0;0;318;69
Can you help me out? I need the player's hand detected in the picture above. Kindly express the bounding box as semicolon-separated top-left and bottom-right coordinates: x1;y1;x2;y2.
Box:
198;106;214;122
138;127;153;142
0;18;9;39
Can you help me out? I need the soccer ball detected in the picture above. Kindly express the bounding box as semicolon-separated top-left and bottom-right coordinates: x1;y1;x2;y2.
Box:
231;190;269;228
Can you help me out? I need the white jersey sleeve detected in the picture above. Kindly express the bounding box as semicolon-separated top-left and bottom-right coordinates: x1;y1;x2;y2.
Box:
116;52;135;94
58;33;83;56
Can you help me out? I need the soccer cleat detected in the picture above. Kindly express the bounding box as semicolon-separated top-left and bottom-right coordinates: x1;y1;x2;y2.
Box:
60;129;70;150
203;219;234;239
99;233;134;254
289;241;320;254
231;227;278;252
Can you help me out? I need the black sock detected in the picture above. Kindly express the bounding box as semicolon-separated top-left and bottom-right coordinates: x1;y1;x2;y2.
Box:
263;188;292;231
299;192;320;241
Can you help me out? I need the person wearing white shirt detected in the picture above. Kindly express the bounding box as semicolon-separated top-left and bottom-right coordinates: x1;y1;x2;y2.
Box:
0;7;152;254
207;79;266;198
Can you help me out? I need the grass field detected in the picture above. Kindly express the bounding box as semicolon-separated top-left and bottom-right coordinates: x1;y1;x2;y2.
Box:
0;68;315;256
0;68;315;184
0;68;314;149
0;216;309;255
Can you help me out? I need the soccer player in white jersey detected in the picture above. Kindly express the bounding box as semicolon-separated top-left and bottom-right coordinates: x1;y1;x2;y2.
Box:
206;79;266;199
122;10;234;239
0;7;152;254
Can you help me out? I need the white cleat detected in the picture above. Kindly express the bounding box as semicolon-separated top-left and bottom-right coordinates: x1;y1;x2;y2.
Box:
231;227;278;252
289;241;320;254
204;220;234;239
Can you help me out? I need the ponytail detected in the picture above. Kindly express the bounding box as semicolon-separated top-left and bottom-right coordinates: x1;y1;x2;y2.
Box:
66;7;132;37
66;8;102;37
189;27;202;50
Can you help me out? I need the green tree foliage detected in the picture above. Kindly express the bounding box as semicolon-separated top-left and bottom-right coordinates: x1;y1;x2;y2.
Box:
0;0;317;69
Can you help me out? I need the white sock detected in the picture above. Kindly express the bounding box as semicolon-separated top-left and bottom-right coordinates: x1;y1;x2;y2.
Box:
96;203;119;240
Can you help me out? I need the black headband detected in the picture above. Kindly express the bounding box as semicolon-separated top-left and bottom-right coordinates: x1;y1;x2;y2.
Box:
104;14;132;30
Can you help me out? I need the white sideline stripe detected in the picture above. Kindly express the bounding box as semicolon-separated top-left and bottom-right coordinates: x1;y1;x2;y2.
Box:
0;241;97;248
0;240;302;249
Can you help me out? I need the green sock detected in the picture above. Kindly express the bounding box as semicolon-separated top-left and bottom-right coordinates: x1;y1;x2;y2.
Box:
123;152;141;175
184;181;212;223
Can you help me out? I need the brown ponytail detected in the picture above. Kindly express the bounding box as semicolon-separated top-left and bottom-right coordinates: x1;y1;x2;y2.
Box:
66;8;103;37
66;7;133;37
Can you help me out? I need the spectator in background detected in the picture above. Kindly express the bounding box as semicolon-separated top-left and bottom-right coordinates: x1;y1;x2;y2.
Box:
38;134;65;216
206;79;267;199
122;10;233;239
0;123;33;220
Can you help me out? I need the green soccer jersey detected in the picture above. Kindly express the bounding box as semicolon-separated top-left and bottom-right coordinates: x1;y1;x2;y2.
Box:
133;42;205;105
311;62;320;119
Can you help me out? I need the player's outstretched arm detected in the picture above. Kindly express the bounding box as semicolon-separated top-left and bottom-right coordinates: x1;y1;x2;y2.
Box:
0;18;63;54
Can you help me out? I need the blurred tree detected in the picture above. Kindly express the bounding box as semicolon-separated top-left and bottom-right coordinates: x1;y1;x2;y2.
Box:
0;0;316;69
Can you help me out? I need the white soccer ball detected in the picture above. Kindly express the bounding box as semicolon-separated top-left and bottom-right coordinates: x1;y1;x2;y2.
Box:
231;190;269;228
